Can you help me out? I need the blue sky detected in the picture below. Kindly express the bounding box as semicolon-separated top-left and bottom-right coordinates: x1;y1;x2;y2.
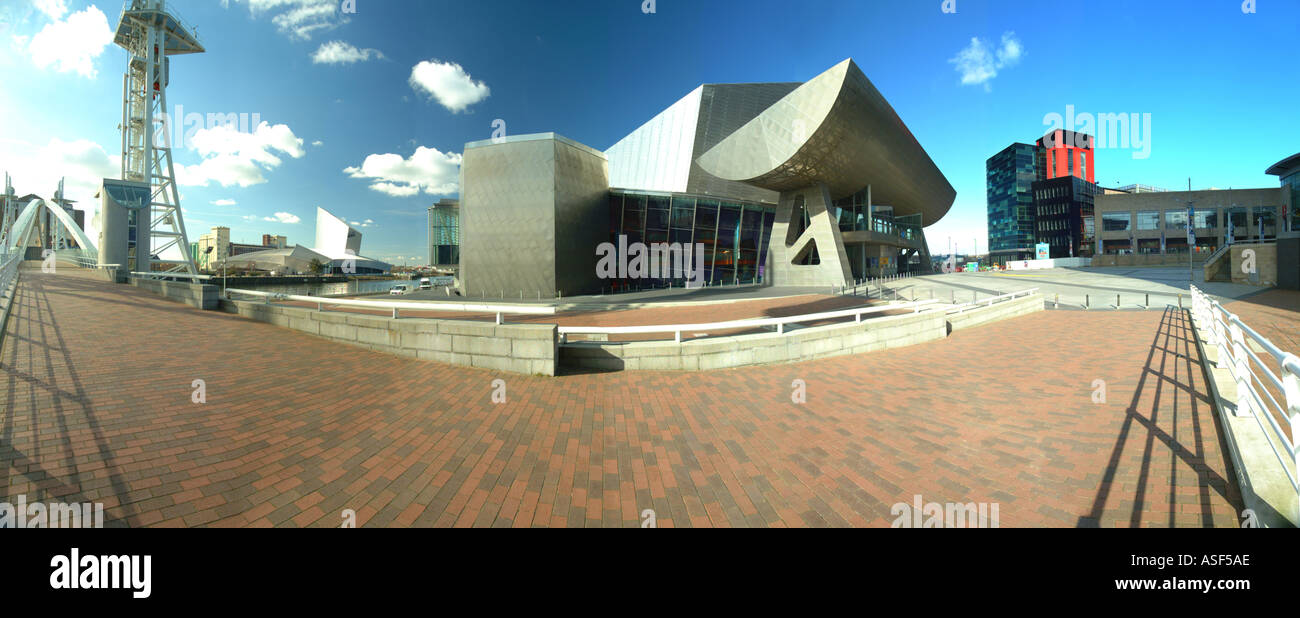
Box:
1;0;1297;262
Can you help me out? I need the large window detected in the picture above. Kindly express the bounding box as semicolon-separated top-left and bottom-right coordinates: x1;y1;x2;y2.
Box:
606;191;776;290
1226;206;1248;238
1192;209;1217;229
1102;212;1131;232
1164;209;1188;230
714;204;741;285
1136;211;1160;230
1286;172;1300;231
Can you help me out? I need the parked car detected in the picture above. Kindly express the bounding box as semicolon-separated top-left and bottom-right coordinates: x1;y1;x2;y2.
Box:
419;278;432;290
389;284;410;295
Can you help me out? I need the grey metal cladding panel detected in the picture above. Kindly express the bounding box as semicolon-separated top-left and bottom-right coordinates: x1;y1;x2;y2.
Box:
552;140;610;295
696;60;956;222
460;139;558;297
685;83;800;204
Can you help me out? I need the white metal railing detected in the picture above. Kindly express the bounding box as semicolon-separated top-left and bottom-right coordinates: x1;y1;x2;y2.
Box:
558;298;942;344
835;271;922;298
225;288;556;325
54;250;118;270
1201;244;1232;271
131;271;211;281
1191;285;1300;516
0;251;20;300
946;288;1040;314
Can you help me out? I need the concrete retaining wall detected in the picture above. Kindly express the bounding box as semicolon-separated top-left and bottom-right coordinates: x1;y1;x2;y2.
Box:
947;294;1044;332
215;294;1043;376
130;278;219;310
561;310;947;372
1229;243;1277;286
219;299;558;376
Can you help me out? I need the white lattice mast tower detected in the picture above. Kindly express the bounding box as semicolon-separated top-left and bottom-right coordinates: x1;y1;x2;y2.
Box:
114;0;203;273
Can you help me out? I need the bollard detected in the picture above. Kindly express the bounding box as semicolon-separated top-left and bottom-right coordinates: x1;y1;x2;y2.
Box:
1054;293;1059;309
1116;294;1120;311
1085;294;1090;310
1178;294;1182;309
1145;293;1149;310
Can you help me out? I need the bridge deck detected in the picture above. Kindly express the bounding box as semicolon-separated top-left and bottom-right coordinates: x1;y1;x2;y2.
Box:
1;270;1243;527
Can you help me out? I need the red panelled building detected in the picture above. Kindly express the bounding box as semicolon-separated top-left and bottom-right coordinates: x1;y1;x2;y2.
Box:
1036;129;1095;184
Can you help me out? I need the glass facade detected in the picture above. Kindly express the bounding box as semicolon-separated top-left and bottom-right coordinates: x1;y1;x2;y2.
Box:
1226;206;1248;241
1192;209;1218;229
1285;171;1300;231
1102;212;1131;232
428;206;459;266
1136;211;1159;230
1164;209;1188;230
986;143;1038;253
1253;206;1277;238
607;190;774;290
831;188;923;243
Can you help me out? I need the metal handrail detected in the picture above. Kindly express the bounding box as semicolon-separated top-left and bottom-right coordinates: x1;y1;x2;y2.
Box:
946;288;1040;314
558;298;943;344
1201;243;1232;268
225;288;557;325
0;251;21;299
1190;285;1300;512
131;271;211;281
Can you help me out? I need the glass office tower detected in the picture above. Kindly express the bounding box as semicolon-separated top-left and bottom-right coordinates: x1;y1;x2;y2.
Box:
987;143;1039;261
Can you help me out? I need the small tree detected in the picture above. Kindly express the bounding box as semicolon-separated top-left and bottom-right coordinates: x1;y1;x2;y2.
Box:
308;258;325;275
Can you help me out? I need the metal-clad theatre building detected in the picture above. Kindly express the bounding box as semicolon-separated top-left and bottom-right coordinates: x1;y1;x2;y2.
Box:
458;59;956;297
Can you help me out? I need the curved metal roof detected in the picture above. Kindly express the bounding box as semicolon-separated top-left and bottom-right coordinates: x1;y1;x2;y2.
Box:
1265;152;1300;176
695;59;956;223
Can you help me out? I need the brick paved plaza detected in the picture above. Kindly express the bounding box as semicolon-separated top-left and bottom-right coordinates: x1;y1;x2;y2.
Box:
0;269;1260;527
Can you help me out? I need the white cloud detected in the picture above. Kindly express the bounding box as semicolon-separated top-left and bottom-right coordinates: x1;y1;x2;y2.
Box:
409;60;490;113
264;212;301;224
0;137;118;203
176;122;306;188
27;6;114;78
311;140;323;147
344;146;461;197
0;136;121;244
34;0;68;20
949;31;1023;91
312;40;383;65
224;0;346;41
211;199;238;206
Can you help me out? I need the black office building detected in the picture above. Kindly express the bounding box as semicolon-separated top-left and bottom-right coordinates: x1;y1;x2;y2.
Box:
1031;175;1098;259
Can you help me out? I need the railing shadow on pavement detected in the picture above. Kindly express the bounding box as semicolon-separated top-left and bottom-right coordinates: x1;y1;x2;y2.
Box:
1076;305;1242;527
0;273;140;527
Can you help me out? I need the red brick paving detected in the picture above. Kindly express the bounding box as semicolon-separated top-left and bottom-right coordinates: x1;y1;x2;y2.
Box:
1;269;1242;527
1221;289;1300;352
